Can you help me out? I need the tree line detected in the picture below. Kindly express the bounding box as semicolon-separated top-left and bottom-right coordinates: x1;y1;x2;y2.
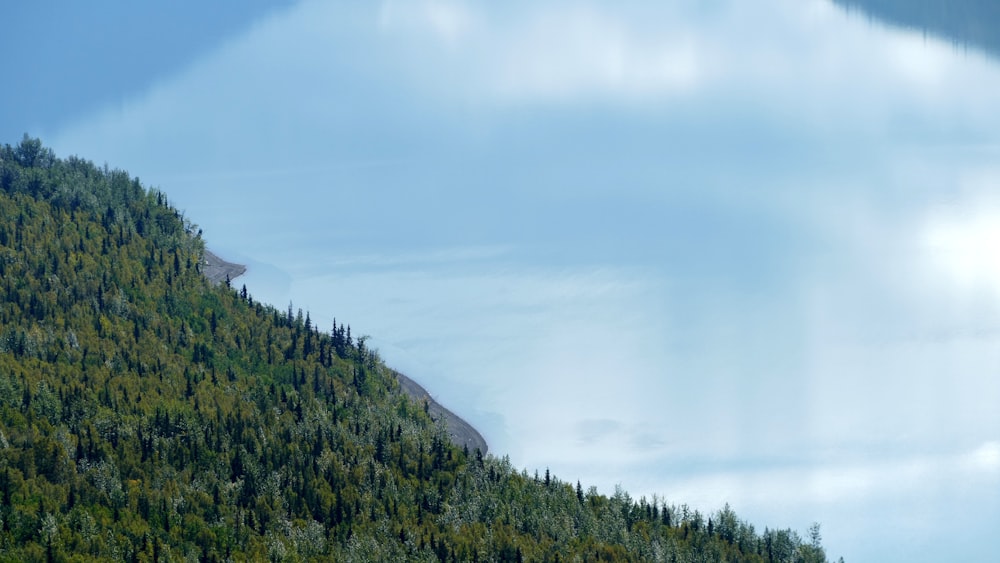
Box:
0;136;834;561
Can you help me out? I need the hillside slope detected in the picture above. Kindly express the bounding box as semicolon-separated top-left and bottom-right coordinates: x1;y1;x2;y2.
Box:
834;0;1000;59
0;136;831;562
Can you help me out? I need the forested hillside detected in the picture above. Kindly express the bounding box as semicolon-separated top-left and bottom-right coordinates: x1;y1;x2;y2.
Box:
834;0;1000;58
0;137;832;561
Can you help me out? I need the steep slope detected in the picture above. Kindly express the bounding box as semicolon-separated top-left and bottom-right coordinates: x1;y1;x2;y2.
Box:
0;137;831;561
833;0;1000;59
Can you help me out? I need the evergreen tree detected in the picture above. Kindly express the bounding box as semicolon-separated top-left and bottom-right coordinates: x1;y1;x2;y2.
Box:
0;138;835;562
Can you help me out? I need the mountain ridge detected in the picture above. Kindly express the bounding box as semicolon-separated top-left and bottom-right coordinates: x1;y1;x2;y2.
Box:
833;0;1000;59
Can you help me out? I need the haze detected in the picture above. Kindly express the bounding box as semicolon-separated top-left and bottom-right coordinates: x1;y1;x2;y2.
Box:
6;1;999;560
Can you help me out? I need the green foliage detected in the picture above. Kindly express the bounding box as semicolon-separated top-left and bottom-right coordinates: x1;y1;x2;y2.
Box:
0;137;832;561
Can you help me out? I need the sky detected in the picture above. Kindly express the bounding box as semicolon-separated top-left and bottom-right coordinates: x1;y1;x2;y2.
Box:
6;0;1000;560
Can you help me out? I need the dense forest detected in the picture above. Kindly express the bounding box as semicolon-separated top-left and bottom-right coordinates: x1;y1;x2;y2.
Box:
833;0;1000;59
0;137;834;561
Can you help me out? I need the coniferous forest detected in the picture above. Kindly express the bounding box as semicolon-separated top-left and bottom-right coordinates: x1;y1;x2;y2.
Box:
0;137;833;561
833;0;1000;58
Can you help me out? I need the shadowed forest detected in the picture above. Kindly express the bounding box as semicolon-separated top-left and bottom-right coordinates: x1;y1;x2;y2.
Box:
834;0;1000;58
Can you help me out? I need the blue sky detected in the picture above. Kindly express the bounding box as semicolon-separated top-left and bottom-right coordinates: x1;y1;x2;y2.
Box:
6;1;1000;560
0;0;298;142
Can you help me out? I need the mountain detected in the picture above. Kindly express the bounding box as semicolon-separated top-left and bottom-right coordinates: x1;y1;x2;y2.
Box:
0;136;832;561
833;0;1000;59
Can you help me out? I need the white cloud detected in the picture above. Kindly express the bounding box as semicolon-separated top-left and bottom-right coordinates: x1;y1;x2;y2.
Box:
488;6;703;102
379;0;476;44
965;441;1000;473
364;0;1000;131
376;0;708;104
884;32;957;90
302;245;513;270
919;172;1000;301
